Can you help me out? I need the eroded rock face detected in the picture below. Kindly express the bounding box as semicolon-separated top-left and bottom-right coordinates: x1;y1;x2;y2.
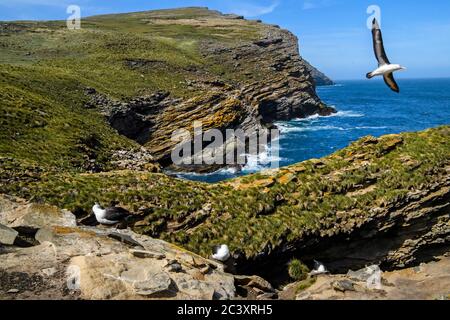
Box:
0;224;18;245
303;59;334;86
85;11;335;172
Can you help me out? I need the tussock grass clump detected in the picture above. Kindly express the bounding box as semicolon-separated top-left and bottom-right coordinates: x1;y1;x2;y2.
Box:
288;259;309;281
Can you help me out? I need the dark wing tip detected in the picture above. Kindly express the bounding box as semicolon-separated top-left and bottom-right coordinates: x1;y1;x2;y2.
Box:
372;18;380;30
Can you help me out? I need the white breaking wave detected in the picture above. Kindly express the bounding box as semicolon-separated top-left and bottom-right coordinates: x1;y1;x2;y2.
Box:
242;152;285;173
276;123;387;134
172;167;239;179
276;123;346;133
353;126;388;130
292;109;364;122
332;110;365;118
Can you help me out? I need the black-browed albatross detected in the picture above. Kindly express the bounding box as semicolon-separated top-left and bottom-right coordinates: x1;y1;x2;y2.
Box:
366;18;406;92
212;244;230;262
92;202;131;225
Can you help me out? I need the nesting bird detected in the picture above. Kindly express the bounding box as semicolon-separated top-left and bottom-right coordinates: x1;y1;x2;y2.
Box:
212;244;231;262
310;260;328;276
366;18;406;92
92;202;131;225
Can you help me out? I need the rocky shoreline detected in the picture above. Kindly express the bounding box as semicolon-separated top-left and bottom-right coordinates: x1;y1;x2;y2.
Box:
81;10;336;173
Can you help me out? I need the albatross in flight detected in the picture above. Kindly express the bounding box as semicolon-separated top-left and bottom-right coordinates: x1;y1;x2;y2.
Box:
92;202;131;225
366;18;406;92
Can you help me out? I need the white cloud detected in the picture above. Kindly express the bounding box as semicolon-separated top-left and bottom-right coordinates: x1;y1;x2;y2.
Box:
230;0;280;18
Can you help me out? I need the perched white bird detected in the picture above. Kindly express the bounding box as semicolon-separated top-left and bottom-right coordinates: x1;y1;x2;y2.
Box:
212;244;230;262
92;202;130;225
310;260;328;276
366;18;406;93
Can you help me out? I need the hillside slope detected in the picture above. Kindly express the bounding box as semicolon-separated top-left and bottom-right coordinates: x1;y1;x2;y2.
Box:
0;7;333;173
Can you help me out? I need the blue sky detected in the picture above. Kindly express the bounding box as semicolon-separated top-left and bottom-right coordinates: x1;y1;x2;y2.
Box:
1;0;450;80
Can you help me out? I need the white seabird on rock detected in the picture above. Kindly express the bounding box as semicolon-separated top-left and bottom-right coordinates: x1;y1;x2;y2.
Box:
212;244;230;262
92;202;130;225
366;18;406;93
310;260;328;276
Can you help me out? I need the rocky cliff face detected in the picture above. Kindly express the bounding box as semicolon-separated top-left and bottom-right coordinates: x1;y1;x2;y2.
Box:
83;9;335;171
1;194;447;300
1;127;449;300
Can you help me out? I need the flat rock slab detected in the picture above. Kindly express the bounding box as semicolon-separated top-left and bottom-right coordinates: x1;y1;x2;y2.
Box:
294;256;450;300
0;196;76;229
130;249;166;260
133;273;173;297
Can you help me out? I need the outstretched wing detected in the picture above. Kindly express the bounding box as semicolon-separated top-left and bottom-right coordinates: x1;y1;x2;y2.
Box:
383;72;399;93
372;18;390;66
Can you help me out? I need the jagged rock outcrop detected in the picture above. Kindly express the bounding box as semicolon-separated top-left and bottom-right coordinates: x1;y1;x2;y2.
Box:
303;60;334;86
1;127;448;286
83;9;335;171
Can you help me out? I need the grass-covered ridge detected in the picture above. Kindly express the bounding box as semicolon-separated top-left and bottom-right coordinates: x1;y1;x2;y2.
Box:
1;8;448;265
1;126;448;260
0;7;263;100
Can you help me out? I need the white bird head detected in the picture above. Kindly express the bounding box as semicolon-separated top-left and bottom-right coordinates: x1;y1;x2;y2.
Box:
394;64;407;71
212;244;230;262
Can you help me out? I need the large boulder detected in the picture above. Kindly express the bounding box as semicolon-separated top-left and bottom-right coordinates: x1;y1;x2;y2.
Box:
0;195;76;229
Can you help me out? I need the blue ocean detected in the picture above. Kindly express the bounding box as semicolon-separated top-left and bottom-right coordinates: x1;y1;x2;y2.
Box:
176;78;450;183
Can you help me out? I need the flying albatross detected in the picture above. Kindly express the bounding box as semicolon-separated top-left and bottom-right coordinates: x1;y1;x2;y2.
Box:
366;18;406;92
92;202;131;225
